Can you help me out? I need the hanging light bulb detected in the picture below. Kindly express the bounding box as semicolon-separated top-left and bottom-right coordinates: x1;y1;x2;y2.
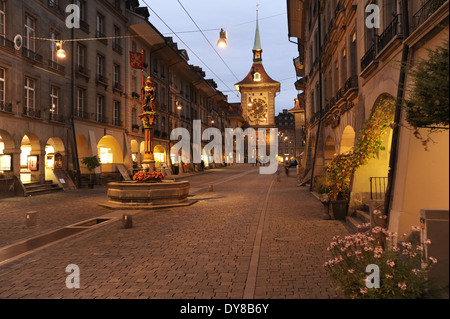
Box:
217;28;227;48
55;41;67;59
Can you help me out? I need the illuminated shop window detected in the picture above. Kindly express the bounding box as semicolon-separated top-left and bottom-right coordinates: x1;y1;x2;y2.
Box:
20;145;31;167
98;147;113;164
154;152;165;163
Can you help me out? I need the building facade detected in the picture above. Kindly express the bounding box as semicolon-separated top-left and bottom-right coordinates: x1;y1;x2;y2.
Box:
275;109;296;163
0;0;231;197
287;0;449;245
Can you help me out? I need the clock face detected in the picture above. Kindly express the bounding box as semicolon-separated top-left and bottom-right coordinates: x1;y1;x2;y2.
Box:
249;98;267;120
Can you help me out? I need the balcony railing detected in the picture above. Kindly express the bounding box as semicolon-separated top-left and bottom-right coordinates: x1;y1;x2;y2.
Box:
0;101;12;113
80;20;90;32
22;47;43;63
113;82;123;91
96;74;108;85
411;0;447;32
49;112;65;123
77;65;90;77
112;42;123;54
23;107;41;119
48;0;65;15
48;59;65;73
113;119;122;127
0;35;14;50
377;15;400;53
344;75;358;91
96;31;108;44
361;43;377;71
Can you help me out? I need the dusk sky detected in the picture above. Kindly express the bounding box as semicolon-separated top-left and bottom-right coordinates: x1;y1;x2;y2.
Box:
140;0;300;114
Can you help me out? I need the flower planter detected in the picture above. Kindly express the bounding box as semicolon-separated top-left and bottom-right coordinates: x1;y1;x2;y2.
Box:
331;200;348;220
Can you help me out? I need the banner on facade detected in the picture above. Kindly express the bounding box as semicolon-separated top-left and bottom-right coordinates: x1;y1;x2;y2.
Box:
130;51;144;69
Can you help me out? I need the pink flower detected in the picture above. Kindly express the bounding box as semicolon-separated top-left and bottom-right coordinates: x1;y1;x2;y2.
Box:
360;288;368;295
387;260;395;267
385;274;393;279
398;282;407;290
423;239;431;245
348;269;355;274
429;257;438;264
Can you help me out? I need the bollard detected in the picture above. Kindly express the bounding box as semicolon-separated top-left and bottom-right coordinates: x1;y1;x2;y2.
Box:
208;184;214;192
26;211;37;228
122;214;133;229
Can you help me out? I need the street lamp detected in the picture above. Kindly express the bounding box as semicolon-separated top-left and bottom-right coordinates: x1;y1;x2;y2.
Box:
55;41;67;59
217;28;227;48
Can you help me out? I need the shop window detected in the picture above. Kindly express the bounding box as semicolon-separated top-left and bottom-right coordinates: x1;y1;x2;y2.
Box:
98;146;113;163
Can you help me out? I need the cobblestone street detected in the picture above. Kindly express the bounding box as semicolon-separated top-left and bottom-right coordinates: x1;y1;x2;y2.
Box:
0;165;350;299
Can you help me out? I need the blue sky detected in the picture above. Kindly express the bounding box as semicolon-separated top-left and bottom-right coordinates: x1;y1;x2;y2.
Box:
140;0;300;114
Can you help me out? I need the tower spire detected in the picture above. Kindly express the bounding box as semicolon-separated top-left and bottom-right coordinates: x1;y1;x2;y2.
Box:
253;6;262;62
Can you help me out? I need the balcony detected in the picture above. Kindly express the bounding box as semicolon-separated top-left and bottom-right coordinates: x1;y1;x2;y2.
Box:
80;20;90;33
22;47;43;63
95;74;108;86
48;59;65;73
294;78;305;91
23;107;41;119
112;119;123;127
49;112;65;123
48;0;65;16
377;15;400;54
96;31;108;45
112;42;123;54
113;82;123;92
77;65;90;78
360;43;377;73
0;35;14;51
411;0;447;33
0;101;12;113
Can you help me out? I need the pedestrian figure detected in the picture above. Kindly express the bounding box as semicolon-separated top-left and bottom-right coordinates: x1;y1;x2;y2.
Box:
276;169;281;182
285;160;290;176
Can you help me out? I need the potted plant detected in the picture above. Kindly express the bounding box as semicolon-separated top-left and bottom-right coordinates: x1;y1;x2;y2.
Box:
81;155;101;188
326;153;353;220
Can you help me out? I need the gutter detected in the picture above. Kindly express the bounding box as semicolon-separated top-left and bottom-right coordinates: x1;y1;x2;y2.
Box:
384;0;411;220
309;0;323;193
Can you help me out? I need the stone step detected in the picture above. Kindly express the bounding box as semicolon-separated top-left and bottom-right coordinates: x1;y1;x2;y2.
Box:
24;182;62;196
355;209;371;223
346;215;366;233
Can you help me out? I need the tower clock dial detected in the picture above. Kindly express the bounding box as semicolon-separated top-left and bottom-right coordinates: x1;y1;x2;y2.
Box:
249;98;268;120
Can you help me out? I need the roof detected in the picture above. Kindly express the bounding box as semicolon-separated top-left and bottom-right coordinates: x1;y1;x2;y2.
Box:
235;62;280;90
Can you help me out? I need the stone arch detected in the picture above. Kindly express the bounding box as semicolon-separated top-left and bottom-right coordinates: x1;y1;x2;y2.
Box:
44;137;66;182
154;145;166;169
350;94;396;211
20;133;41;183
97;135;124;173
0;130;15;176
340;126;355;154
0;129;15;152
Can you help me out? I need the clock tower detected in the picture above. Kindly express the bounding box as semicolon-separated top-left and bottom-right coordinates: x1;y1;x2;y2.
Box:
235;12;281;129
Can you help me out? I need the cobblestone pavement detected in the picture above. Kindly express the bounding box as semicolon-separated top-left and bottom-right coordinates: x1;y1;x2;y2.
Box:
0;164;350;299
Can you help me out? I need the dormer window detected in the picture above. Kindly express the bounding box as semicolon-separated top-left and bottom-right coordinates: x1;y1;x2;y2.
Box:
253;72;261;82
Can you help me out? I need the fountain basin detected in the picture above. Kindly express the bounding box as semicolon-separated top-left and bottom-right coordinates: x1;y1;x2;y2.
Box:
99;180;196;210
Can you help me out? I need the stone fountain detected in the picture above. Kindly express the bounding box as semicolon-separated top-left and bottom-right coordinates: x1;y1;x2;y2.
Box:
100;76;195;210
